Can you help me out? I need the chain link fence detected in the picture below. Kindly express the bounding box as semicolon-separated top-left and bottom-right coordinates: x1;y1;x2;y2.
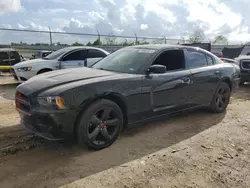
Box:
0;28;247;59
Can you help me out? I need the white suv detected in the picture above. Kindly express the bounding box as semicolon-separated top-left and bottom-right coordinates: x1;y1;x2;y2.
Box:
11;46;109;83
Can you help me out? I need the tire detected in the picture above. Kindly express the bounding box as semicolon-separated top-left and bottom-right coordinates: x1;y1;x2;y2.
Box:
76;99;124;150
37;69;52;74
209;82;231;113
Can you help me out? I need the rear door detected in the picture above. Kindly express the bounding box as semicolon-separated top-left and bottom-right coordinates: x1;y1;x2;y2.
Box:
60;49;87;69
86;49;107;67
184;48;222;105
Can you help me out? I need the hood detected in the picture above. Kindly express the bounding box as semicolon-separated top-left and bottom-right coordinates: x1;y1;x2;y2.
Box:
13;58;53;67
16;67;118;96
222;46;244;59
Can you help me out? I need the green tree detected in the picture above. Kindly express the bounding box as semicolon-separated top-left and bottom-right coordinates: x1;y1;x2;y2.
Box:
86;42;92;46
71;42;83;46
93;38;102;46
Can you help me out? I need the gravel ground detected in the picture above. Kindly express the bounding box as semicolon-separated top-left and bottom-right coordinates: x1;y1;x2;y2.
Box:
0;78;249;188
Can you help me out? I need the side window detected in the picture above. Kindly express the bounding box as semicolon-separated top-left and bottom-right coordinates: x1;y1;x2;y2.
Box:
214;56;223;64
152;50;185;71
63;50;85;61
87;49;106;58
0;52;9;65
206;55;214;65
186;51;208;68
0;52;8;60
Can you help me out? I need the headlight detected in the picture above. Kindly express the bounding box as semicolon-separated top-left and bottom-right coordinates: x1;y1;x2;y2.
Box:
17;67;32;72
37;96;66;109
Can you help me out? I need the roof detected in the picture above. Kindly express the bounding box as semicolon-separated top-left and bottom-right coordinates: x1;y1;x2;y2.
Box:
37;50;52;53
129;44;207;51
57;46;110;54
0;48;17;52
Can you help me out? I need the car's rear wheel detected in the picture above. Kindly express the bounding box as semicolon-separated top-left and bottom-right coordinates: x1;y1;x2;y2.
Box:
76;99;124;150
209;82;231;113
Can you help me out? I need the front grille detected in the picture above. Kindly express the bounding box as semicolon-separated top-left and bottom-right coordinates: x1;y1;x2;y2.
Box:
241;61;250;70
15;91;31;115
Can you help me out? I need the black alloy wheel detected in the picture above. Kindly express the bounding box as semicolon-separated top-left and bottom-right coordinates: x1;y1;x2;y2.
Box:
210;82;231;113
77;99;123;150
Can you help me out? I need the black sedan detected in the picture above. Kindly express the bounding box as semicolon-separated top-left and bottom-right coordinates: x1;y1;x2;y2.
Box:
15;45;241;150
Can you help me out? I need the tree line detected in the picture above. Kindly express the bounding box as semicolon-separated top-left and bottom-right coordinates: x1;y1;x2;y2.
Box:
10;29;244;47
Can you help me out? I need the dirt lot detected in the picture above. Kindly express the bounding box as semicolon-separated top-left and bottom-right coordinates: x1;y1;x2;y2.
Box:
0;78;250;188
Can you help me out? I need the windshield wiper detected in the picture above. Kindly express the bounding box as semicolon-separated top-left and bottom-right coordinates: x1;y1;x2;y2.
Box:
97;68;113;72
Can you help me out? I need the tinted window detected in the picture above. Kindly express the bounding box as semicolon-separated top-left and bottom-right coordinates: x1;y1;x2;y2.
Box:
92;47;156;74
152;50;185;71
44;48;75;60
63;50;86;61
206;55;213;65
186;51;208;68
87;49;106;58
0;52;8;59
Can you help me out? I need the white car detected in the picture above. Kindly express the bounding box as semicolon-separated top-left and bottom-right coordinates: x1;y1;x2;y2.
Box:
11;46;110;83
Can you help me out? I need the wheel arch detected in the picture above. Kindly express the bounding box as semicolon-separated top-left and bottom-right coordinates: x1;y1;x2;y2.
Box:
37;68;53;74
220;77;232;91
73;92;128;137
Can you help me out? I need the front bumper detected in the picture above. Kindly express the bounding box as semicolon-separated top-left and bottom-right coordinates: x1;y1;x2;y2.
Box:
18;108;78;141
11;68;36;83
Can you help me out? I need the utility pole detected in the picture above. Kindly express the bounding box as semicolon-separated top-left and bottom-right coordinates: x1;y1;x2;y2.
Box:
48;26;52;50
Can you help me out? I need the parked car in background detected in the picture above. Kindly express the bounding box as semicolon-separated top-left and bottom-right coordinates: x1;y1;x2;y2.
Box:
180;42;224;58
31;50;52;59
0;48;22;73
212;51;224;58
234;55;250;84
220;58;239;65
15;44;240;150
11;46;110;82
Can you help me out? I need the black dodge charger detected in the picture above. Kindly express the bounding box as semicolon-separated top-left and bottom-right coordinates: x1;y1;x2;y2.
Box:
15;45;241;150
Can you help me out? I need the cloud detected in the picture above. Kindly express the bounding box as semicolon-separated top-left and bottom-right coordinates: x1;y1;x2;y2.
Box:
0;0;23;15
0;0;249;43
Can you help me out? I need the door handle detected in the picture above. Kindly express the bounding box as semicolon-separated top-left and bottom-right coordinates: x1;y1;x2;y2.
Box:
214;70;220;75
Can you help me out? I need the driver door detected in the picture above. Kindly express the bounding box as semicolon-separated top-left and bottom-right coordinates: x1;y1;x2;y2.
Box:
59;49;87;69
140;49;193;118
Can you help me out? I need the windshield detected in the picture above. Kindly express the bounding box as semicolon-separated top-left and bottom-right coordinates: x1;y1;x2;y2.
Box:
43;48;71;60
92;47;156;74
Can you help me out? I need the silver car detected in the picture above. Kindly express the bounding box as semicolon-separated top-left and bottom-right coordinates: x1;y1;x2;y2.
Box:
11;46;110;83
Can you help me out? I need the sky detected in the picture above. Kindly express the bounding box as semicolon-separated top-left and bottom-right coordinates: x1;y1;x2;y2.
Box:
0;0;249;44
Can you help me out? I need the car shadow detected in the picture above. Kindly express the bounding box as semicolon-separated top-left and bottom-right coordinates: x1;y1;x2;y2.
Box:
0;108;226;188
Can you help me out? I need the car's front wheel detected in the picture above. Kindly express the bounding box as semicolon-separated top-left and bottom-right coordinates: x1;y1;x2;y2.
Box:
76;99;124;150
209;82;231;113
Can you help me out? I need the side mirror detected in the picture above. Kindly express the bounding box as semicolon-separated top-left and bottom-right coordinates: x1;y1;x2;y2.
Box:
147;64;166;74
